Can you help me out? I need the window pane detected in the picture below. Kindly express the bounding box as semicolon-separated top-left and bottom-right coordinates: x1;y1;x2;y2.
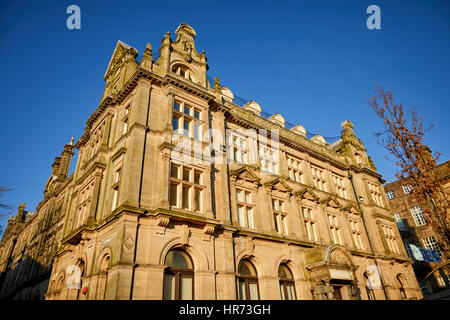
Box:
172;117;179;131
194;188;201;212
245;192;251;204
194;171;201;184
183;119;190;136
173;102;180;111
237;190;243;202
182;186;190;209
184;106;191;116
171;165;179;178
249;282;259;300
238;280;246;300
280;284;285;300
183;168;191;181
238;206;245;227
247;208;254;229
194;110;200;119
180;276;193;300
163;274;175;300
287;285;295;300
170;183;178;207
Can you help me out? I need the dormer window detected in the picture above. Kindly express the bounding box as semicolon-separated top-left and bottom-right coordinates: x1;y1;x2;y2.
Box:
172;64;195;82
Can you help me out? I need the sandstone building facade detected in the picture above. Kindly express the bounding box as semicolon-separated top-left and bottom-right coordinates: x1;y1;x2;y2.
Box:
0;24;422;300
384;160;450;298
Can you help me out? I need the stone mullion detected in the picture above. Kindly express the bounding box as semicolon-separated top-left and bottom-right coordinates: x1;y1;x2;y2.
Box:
86;171;103;225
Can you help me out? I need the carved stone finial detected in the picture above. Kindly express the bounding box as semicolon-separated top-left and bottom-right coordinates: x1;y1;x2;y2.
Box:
214;77;221;92
69;137;74;146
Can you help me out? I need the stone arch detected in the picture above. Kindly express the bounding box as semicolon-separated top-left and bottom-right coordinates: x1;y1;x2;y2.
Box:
324;245;354;266
273;255;305;282
236;250;267;277
95;246;113;274
170;61;197;81
395;272;408;288
159;236;210;272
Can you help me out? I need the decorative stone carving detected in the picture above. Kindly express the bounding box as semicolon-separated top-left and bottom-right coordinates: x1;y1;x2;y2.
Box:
180;224;190;246
242;100;262;116
291;124;307;137
268;113;286;128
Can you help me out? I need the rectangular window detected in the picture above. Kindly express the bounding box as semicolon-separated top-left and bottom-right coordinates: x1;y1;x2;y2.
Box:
394;212;402;222
259;144;279;174
272;199;288;235
423;236;441;257
111;168;121;211
327;213;342;245
332;174;348;199
403;184;413;194
236;188;255;229
302;207;318;242
228;133;248;164
169;162;205;213
311;166;327;192
172;101;202;140
382;225;399;254
287;156;304;184
410;206;426;226
122;105;129;135
386;190;395;200
368;182;384;207
349;219;364;250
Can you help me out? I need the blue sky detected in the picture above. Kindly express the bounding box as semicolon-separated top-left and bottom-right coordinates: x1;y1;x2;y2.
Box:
0;0;449;227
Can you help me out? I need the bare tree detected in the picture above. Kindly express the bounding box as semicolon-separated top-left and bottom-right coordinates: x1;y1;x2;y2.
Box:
368;85;450;258
0;186;13;236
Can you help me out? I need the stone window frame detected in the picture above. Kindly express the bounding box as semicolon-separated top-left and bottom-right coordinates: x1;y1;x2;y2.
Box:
422;236;441;257
311;165;327;192
258;141;279;175
271;197;288;236
76;180;94;228
410;205;426;226
368;181;384;208
402;184;413;195
121;103;130;135
385;190;395;200
172;99;203;141
349;218;364;250
227;130;249;165
169;161;205;213
286;154;305;184
301;205;318;242
236;187;255;229
111;166;122;212
332;173;348;199
381;224;400;254
326;211;343;245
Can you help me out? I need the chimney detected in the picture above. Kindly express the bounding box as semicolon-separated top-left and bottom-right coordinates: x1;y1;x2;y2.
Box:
51;156;62;176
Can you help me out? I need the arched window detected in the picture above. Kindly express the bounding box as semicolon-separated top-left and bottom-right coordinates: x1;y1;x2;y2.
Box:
397;275;407;300
237;260;259;300
172;64;195;82
163;249;194;300
279;264;296;300
364;272;376;300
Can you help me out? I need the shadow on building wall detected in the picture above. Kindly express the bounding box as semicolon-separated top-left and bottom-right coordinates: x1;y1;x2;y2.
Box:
0;256;51;300
397;218;449;296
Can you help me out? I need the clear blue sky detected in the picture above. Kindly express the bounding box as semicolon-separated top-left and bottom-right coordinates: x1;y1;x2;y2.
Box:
1;0;449;227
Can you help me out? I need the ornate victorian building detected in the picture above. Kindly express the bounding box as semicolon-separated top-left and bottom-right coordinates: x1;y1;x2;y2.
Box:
0;24;422;300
